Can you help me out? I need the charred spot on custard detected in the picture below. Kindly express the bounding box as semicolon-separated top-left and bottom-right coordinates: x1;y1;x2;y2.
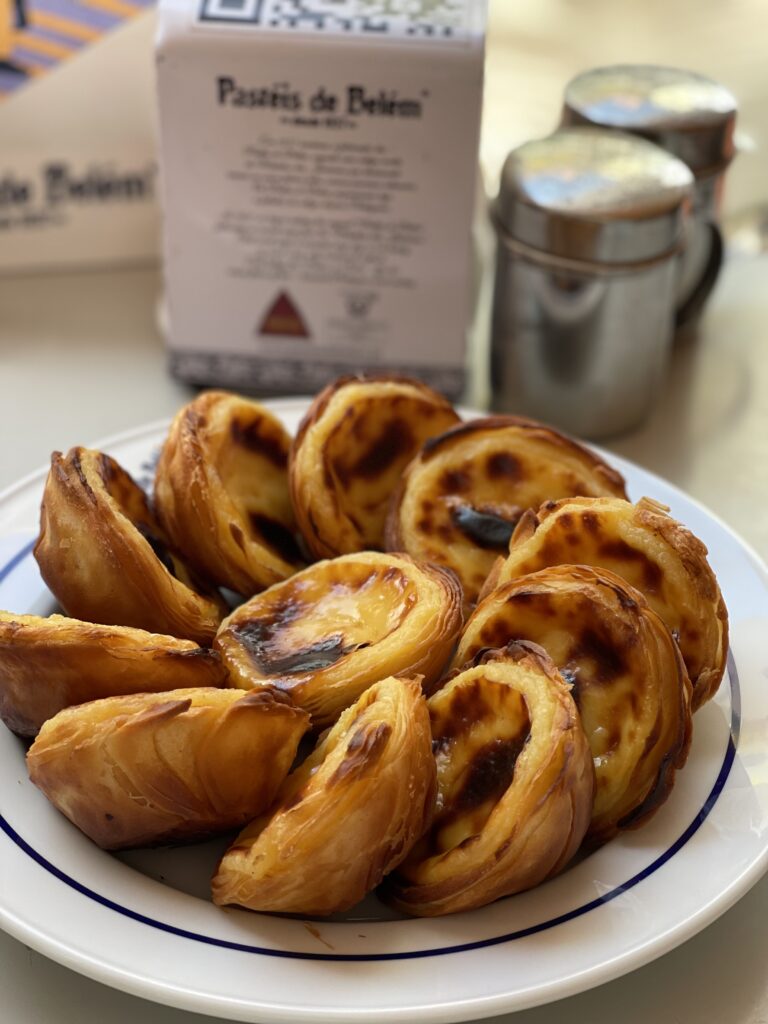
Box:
248;512;304;565
681;625;700;646
451;730;529;815
440;468;472;494
431;681;494;741
416;517;434;535
581;511;601;535
449;503;517;550
478;619;516;650
536;534;579;562
508;590;559;617
436;523;454;543
335;418;416;486
427;723;530;855
568;627;628;684
485;452;522;481
597;538;664;594
328;721;392;785
232;620;360;676
230;417;288;468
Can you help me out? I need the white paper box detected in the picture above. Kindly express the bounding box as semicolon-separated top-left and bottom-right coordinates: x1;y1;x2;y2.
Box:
156;0;486;398
0;11;159;274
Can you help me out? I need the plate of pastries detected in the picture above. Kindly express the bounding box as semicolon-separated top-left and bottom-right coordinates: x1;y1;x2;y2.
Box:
0;375;767;1023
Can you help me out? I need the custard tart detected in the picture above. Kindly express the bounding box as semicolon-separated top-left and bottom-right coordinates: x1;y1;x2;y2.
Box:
34;448;227;643
155;391;303;595
487;496;728;710
385;416;627;604
27;687;309;850
388;642;593;916
215;551;463;728
212;676;435;915
453;565;692;845
289;375;460;559
0;611;226;737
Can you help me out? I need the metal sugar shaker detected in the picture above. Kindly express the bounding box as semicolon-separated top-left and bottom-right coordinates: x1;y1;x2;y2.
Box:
561;65;737;332
490;127;694;439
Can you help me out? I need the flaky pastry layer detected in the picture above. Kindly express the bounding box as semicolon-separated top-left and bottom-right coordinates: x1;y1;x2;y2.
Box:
27;686;309;849
290;375;460;559
385;415;627;604
388;642;593;916
155;391;303;596
212;676;435;915
34;448;226;643
215;551;463;728
0;610;225;737
453;565;692;845
486;496;728;710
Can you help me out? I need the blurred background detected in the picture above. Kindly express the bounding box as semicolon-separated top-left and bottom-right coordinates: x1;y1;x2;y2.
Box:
3;0;766;262
482;0;766;235
1;0;767;540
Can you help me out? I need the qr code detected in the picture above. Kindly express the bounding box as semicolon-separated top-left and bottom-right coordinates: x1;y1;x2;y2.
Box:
199;0;467;37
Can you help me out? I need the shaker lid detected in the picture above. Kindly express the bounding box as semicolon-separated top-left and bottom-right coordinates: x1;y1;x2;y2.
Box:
562;65;737;175
495;128;694;264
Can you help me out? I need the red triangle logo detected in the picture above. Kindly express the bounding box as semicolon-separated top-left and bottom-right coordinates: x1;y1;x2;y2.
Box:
258;291;310;338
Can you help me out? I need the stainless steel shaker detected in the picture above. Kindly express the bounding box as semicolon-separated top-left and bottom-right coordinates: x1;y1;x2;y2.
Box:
490;128;693;439
561;65;737;331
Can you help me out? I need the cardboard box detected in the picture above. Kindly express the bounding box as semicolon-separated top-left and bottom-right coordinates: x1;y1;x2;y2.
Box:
156;0;486;398
0;8;159;273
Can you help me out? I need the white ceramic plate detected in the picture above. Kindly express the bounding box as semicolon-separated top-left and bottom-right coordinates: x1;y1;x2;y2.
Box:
1;399;767;1024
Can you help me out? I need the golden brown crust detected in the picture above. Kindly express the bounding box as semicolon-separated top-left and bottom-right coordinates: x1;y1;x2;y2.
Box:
386;642;594;916
452;565;692;846
0;611;226;737
215;551;464;729
27;686;309;850
155;391;303;596
494;496;728;710
289;375;460;559
385;416;627;605
34;448;226;643
212;676;436;915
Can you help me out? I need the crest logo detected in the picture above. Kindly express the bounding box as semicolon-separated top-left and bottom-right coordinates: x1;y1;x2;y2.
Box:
258;291;309;338
344;291;377;319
